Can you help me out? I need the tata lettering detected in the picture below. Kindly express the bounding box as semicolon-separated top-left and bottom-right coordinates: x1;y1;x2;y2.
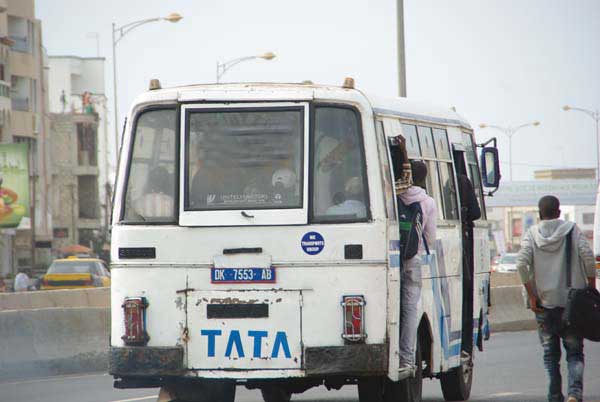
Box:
200;329;291;358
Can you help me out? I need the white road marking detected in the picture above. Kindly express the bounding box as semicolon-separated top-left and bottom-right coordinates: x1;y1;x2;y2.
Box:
109;396;157;402
487;392;523;398
0;372;106;386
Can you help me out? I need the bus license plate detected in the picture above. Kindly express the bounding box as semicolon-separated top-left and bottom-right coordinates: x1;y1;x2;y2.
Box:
211;267;276;284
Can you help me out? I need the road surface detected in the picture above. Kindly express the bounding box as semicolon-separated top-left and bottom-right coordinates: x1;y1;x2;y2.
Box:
1;331;599;402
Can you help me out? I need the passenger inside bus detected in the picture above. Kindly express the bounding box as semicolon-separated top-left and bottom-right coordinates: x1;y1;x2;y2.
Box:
313;107;368;220
133;166;175;218
325;176;366;218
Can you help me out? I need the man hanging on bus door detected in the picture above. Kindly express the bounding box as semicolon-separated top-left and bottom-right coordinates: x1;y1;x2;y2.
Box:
454;153;481;362
393;147;438;379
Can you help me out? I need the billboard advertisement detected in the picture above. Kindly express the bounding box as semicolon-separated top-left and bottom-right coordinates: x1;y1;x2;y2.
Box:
0;143;30;228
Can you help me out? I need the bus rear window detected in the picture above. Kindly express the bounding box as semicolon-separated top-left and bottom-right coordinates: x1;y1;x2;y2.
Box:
122;108;177;223
311;107;369;222
185;108;303;211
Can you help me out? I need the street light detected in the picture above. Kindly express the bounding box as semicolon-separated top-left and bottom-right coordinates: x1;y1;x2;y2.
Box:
478;121;540;181
479;120;540;252
111;13;183;162
216;52;276;83
562;105;600;184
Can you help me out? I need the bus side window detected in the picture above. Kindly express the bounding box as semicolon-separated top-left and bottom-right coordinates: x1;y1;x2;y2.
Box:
376;120;396;219
462;132;486;219
122;108;177;223
438;161;460;220
400;123;420;158
433;128;460;221
311;106;369;222
415;126;444;217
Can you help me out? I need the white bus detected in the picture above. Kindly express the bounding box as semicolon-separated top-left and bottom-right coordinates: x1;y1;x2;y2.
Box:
109;80;500;402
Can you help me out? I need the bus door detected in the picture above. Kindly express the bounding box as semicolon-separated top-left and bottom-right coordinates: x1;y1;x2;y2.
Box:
451;147;475;356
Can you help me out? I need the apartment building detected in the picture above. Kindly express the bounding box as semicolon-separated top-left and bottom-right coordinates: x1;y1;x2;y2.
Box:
0;0;52;276
48;56;109;252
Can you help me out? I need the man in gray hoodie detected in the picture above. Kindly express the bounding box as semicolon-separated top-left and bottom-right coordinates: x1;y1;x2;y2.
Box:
517;195;596;402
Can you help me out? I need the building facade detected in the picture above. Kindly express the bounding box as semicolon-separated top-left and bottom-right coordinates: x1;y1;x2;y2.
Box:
0;0;53;276
486;178;596;253
47;56;110;233
49;112;102;252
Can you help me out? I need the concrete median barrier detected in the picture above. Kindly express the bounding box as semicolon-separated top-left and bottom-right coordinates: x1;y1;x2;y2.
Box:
489;285;537;332
0;287;109;311
0;307;109;380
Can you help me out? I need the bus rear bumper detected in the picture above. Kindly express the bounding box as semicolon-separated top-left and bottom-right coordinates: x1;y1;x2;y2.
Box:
110;343;387;381
305;344;388;376
109;346;185;377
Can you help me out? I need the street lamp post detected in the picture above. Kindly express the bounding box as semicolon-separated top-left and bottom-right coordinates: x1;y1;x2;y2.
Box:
112;13;182;163
562;105;600;184
478;121;541;181
216;52;276;83
479;120;540;252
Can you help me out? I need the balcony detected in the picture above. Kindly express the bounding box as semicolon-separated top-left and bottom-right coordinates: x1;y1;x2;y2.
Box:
9;49;34;77
7;1;35;20
11;110;35;136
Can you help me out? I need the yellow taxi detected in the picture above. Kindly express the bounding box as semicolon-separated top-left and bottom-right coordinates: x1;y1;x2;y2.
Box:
41;257;111;290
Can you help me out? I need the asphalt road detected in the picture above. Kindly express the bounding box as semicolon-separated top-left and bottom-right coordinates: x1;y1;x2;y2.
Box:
1;331;599;402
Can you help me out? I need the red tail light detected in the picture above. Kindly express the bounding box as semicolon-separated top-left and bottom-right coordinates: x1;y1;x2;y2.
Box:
121;297;149;345
41;278;49;286
595;256;600;269
341;295;366;342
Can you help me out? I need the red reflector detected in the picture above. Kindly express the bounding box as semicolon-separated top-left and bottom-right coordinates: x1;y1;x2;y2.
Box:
341;295;366;342
121;297;149;345
595;255;600;262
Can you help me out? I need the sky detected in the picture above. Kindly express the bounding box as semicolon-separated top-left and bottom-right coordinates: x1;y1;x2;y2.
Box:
36;0;600;181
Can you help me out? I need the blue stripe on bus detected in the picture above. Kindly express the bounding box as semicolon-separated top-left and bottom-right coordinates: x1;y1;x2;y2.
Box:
389;240;401;268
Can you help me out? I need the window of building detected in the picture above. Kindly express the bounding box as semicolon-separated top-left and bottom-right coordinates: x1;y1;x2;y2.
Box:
312;106;369;222
78;229;96;248
583;212;595;225
8;16;33;53
78;175;99;219
13;136;37;174
123;108;177;223
10;76;31;111
77;122;97;166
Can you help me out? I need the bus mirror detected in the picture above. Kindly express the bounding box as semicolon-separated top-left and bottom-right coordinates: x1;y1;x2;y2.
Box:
480;147;501;188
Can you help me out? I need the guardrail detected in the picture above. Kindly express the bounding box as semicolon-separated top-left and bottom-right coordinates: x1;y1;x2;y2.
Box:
0;283;535;380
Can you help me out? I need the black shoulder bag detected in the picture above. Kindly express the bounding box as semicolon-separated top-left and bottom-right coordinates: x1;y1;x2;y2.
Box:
563;229;600;341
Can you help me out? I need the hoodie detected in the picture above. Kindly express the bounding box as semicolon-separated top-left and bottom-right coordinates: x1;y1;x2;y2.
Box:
516;219;595;308
399;186;437;255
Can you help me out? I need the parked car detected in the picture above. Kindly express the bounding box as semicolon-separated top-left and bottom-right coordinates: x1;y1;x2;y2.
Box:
41;257;110;290
496;253;518;273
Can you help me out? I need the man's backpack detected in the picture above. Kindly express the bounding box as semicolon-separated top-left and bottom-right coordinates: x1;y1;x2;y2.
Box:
397;198;429;262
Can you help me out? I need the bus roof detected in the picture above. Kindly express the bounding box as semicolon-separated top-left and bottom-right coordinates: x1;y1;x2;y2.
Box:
130;81;471;130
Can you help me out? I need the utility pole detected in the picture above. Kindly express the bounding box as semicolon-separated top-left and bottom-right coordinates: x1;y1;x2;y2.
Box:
396;0;407;97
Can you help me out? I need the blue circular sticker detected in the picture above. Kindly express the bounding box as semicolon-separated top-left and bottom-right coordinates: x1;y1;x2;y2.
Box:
301;232;325;255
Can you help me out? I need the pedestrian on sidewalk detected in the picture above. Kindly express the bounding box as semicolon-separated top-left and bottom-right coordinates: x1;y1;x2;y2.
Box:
14;269;31;292
516;195;596;402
